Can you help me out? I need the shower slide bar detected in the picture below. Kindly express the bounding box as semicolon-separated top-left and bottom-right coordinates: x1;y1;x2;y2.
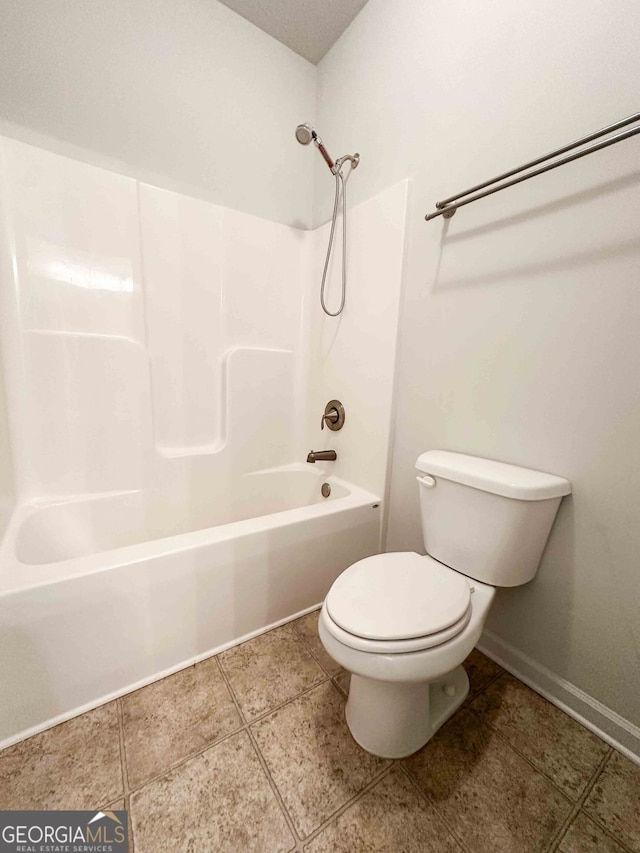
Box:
424;111;640;221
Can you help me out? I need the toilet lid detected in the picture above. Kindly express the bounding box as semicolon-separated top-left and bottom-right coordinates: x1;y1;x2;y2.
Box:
326;552;471;641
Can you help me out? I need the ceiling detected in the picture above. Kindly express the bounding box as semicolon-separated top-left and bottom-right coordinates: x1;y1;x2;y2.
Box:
217;0;369;64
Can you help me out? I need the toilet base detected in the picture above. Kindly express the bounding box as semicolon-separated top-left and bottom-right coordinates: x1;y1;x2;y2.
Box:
345;665;469;758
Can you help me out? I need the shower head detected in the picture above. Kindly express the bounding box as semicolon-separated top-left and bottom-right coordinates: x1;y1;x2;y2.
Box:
295;122;315;146
295;122;335;172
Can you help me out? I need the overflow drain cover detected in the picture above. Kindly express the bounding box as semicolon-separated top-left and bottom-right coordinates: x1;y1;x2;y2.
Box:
321;482;331;498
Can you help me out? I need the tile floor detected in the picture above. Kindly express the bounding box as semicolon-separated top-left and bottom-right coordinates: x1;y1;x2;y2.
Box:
1;609;638;852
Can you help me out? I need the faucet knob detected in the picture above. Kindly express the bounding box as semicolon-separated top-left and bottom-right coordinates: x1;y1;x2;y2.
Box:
321;407;339;429
321;399;345;431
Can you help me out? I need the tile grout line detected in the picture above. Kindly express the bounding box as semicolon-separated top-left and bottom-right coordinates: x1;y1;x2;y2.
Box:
214;655;303;852
460;671;504;712
580;810;639;853
550;747;639;853
238;670;333;729
115;698;130;797
398;763;473;853
245;725;303;853
470;668;505;699
281;621;329;677
579;814;639;853
217;631;330;723
122;666;335;799
298;763;396;849
546;746;614;852
125;793;135;853
289;614;343;680
114;700;135;853
460;666;506;711
332;674;348;697
464;701;594;805
577;747;640;853
126;714;246;796
303;645;342;679
212;655;249;726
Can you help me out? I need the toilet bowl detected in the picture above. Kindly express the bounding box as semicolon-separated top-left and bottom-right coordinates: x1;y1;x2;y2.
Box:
319;553;495;757
319;450;571;758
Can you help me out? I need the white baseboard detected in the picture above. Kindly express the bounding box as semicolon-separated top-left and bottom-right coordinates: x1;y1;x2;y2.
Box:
477;629;640;767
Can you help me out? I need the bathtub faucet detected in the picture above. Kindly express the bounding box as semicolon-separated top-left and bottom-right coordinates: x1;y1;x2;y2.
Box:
306;450;337;463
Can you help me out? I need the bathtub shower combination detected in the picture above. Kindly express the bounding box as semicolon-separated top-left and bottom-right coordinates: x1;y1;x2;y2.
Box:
0;136;407;746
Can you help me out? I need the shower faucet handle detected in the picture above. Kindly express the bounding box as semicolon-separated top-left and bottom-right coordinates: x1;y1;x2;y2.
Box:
321;408;339;429
321;400;345;431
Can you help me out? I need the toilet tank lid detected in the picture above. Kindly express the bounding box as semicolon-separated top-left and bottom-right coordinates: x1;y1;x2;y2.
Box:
415;451;571;500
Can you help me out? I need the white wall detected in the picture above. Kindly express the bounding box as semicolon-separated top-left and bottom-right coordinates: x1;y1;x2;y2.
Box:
0;0;316;228
317;0;640;740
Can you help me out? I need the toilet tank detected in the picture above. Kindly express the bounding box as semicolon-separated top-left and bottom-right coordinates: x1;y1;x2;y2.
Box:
415;451;571;587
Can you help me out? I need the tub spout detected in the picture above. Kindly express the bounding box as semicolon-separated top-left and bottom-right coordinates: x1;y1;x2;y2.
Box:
307;450;337;463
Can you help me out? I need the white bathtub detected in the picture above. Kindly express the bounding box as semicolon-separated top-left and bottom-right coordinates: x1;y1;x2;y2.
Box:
0;465;381;747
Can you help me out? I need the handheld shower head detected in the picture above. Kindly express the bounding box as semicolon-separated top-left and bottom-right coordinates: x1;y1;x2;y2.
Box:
294;122;361;318
295;122;335;172
295;123;315;146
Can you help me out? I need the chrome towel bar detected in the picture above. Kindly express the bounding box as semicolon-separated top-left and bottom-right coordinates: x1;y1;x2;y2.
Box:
425;111;640;221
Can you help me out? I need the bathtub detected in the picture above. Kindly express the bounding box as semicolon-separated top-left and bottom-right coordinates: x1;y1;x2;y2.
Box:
0;465;381;747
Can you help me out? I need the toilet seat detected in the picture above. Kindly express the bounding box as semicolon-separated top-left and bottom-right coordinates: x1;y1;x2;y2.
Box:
322;602;472;654
325;551;473;654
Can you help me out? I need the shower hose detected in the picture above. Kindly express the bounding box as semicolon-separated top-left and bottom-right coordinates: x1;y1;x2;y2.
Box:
320;160;356;317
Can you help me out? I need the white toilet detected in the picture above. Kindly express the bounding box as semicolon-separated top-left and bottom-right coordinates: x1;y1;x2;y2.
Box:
319;450;571;758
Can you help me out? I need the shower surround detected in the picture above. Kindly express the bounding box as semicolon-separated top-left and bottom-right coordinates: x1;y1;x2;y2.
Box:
0;137;407;746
